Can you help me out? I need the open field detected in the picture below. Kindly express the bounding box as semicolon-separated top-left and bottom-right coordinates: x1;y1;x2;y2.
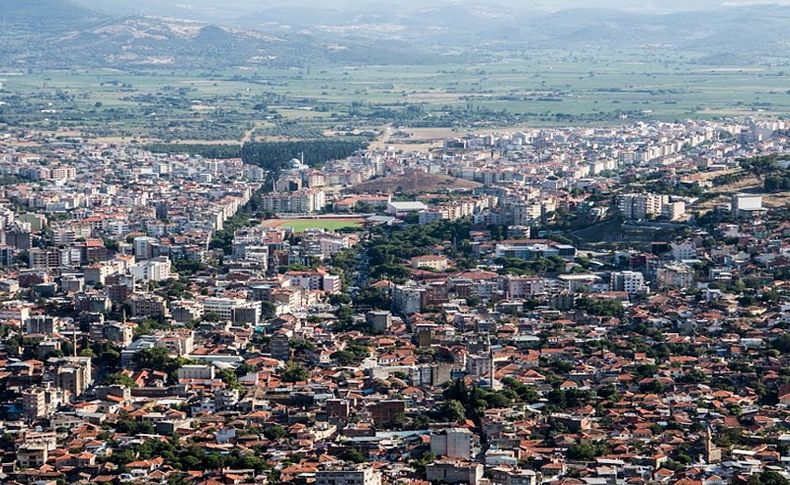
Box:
349;172;481;194
263;218;365;232
693;170;790;212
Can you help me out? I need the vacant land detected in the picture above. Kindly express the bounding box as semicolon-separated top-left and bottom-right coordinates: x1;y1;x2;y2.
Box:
695;171;790;212
263;218;364;232
350;172;481;195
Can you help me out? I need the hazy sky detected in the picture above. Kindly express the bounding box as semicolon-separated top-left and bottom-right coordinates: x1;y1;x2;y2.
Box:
73;0;790;15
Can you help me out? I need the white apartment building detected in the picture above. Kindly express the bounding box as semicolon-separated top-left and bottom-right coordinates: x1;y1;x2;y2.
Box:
130;257;172;282
261;189;326;213
618;193;668;220
202;297;261;324
610;271;647;294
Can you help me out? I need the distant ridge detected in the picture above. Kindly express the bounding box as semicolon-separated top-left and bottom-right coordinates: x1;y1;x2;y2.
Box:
1;0;789;69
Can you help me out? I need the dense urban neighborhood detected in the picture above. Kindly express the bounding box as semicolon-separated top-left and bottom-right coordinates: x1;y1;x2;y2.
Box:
0;116;788;485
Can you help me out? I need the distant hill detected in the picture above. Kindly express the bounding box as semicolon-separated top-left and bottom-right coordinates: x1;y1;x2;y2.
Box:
0;1;311;69
350;172;481;195
0;0;458;69
516;7;790;54
1;0;789;69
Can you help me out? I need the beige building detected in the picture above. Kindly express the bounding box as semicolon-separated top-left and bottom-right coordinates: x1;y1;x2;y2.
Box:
411;255;449;271
657;263;695;289
21;387;47;420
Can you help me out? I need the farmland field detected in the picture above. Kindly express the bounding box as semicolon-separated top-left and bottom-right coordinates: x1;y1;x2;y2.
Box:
2;50;790;143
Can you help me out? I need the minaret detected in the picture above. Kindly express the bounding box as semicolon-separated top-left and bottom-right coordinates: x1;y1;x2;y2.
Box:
72;328;77;358
489;345;495;389
704;424;722;463
488;335;497;390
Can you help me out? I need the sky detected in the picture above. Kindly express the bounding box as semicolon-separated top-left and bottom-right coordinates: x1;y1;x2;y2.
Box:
73;0;790;15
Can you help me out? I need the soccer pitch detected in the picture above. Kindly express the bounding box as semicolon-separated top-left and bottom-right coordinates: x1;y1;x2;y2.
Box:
267;218;364;233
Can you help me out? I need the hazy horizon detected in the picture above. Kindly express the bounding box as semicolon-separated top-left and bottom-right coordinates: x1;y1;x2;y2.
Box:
70;0;790;22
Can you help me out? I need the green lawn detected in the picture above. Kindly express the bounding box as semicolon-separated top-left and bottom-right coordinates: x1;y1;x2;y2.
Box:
275;219;363;233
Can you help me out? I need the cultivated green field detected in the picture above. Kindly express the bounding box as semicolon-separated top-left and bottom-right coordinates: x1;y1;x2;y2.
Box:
267;218;364;233
2;48;789;142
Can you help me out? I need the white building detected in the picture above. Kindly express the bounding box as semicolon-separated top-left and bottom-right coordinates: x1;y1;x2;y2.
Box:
610;271;646;295
202;297;261;325
392;284;424;315
387;201;428;217
133;236;157;260
130;257;172;282
618;193;667;220
316;467;381;485
671;241;697;261
431;428;474;459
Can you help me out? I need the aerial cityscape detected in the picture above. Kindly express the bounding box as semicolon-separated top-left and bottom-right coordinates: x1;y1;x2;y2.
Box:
0;1;789;484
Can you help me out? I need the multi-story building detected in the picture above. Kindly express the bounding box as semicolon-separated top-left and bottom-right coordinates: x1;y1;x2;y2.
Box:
130;256;172;282
28;248;62;269
426;460;484;485
657;263;695;289
133;236;157;260
431;428;474;459
504;276;546;298
366;311;392;333
21;387;47;420
618;193;668;220
260;189;326;213
662;201;686;221
610;271;647;295
671;241;698;261
392;284;425;315
202;297;261;325
411;255;449;271
25;315;60;334
176;364;215;380
315;467;382;485
54;357;93;399
285;270;342;294
170;300;204;323
129;293;169;319
270;331;291;362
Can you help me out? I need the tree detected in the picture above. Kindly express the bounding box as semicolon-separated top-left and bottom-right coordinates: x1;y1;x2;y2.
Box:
135;347;191;381
576;297;625;317
772;334;790;354
218;369;242;390
439;399;466;422
340;448;367;464
747;471;790;485
263;425;285;441
281;363;309;383
567;443;597;461
115;418;155;435
105;372;137;388
414;451;436;467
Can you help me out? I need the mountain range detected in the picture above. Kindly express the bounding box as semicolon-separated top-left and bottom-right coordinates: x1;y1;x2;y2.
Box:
1;0;788;70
